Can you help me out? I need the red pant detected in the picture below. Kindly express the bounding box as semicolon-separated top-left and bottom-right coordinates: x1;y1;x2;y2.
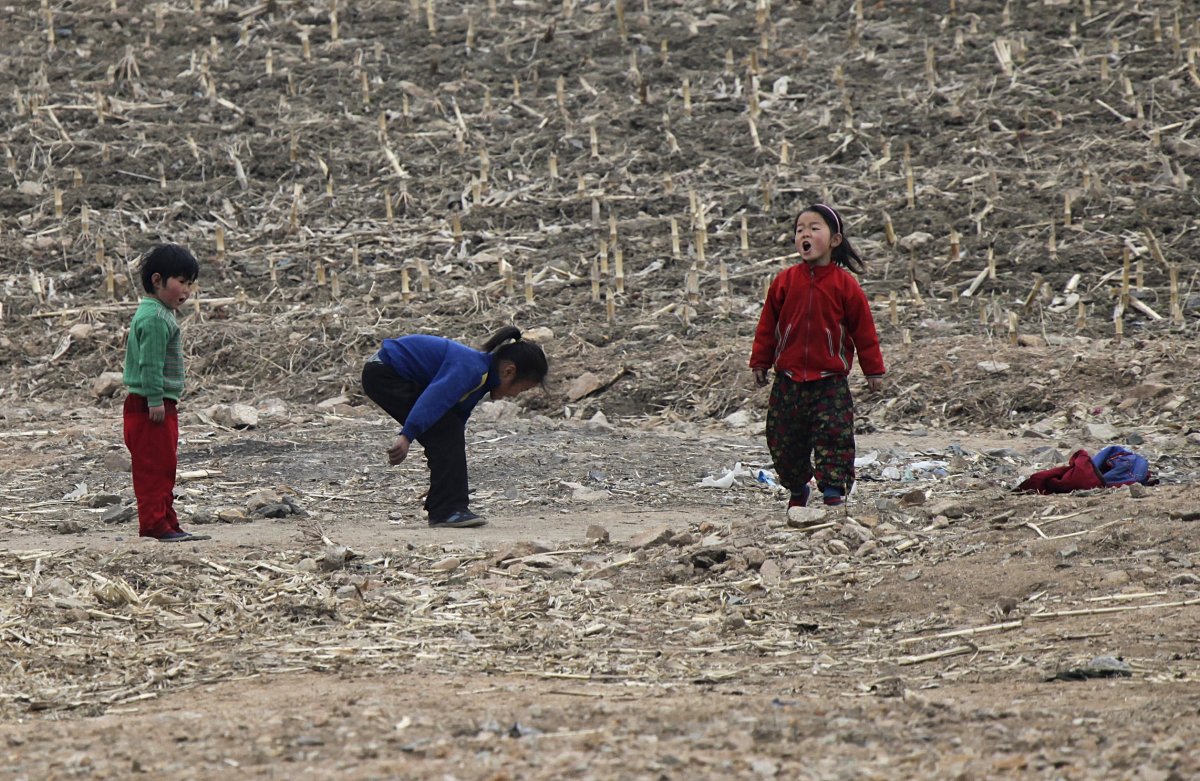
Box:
123;395;182;538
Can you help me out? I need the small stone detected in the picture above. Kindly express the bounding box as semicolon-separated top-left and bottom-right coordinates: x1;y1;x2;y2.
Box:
840;520;873;545
1128;383;1172;400
688;546;729;569
786;506;826;528
926;499;968;519
628;526;673;550
216;508;250;523
585;411;612;431
296;558;319;572
92;372;124;398
40;577;75;598
897;231;933;250
566;371;604;402
1128;483;1150;499
55;520;86;534
1084;655;1132;676
208;403;259;429
721;409;753;429
334;585;359;599
585;524;610;543
522;327;554;342
67;323;95;340
856;539;880;557
668;530;697;547
1085;422;1120;441
1058;544;1080;559
1168;505;1200;522
759;559;782;584
1100;570;1131;587
825;539;850;555
430;557;461;572
320;545;353;571
101;505;134;524
492;541;553;564
977;360;1010;374
102;451;132;472
258;397;288;417
473;400;521;422
899;489;927;507
316;395;350;409
87;493;122;508
742;547;767;569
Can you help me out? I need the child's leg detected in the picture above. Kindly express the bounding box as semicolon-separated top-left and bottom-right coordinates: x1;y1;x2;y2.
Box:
766;375;814;495
417;415;470;520
810;377;856;498
123;395;182;537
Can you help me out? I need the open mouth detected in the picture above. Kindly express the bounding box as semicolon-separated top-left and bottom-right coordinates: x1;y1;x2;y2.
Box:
801;240;812;252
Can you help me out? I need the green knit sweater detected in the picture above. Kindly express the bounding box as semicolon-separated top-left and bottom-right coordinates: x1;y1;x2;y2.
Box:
123;297;184;406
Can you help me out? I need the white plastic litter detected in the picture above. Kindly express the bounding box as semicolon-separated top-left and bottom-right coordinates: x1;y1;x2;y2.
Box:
854;451;879;467
697;462;754;489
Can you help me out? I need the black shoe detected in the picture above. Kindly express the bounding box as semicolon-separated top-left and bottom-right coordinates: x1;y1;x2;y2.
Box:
156;531;212;542
428;510;486;528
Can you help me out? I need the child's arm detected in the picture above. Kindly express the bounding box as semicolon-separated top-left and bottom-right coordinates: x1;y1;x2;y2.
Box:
843;282;885;387
132;319;170;421
400;363;482;441
749;275;783;382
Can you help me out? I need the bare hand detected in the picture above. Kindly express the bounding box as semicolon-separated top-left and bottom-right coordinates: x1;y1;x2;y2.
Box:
866;377;884;394
148;404;166;423
387;434;411;466
753;368;769;387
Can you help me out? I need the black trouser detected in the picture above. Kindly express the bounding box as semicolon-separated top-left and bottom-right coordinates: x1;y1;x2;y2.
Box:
361;361;469;520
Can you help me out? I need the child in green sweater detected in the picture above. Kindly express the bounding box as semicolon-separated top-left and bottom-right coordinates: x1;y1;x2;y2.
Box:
122;244;208;542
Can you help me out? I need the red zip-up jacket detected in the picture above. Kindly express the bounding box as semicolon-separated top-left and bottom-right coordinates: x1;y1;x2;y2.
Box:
750;262;886;381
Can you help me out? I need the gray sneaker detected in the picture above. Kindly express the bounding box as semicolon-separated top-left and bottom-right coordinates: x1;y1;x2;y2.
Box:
428;510;486;528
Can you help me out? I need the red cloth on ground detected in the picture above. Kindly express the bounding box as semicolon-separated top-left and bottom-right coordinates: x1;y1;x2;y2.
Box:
123;394;182;537
1017;449;1105;494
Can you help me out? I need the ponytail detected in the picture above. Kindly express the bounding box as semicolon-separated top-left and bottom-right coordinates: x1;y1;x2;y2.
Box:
481;326;549;384
480;325;522;352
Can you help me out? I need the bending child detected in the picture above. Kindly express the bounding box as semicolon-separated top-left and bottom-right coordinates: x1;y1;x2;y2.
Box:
362;326;548;528
122;244;209;542
749;204;885;510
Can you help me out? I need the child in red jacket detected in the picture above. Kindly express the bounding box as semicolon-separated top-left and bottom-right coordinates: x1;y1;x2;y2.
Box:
750;204;885;509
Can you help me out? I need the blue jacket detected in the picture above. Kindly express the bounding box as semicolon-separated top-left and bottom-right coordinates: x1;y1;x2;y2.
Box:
377;335;500;442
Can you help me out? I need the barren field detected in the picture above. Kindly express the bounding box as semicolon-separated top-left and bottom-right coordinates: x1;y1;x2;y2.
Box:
2;0;1200;779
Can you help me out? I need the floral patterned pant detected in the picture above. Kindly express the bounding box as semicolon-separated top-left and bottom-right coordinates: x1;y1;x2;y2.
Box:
766;375;856;496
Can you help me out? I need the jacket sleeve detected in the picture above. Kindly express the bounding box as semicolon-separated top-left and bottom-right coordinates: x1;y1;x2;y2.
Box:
843;278;886;377
133;317;170;407
749;274;782;369
401;362;485;441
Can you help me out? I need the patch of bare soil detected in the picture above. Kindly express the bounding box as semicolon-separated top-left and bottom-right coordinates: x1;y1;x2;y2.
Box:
2;0;1200;778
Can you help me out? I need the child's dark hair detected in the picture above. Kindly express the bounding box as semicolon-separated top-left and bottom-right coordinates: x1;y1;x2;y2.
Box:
138;244;200;292
481;326;549;383
797;204;865;274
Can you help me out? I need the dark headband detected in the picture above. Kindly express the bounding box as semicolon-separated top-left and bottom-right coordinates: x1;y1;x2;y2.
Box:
809;203;843;236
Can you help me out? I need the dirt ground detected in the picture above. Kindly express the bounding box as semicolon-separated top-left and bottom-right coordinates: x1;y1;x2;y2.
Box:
3;0;1200;779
